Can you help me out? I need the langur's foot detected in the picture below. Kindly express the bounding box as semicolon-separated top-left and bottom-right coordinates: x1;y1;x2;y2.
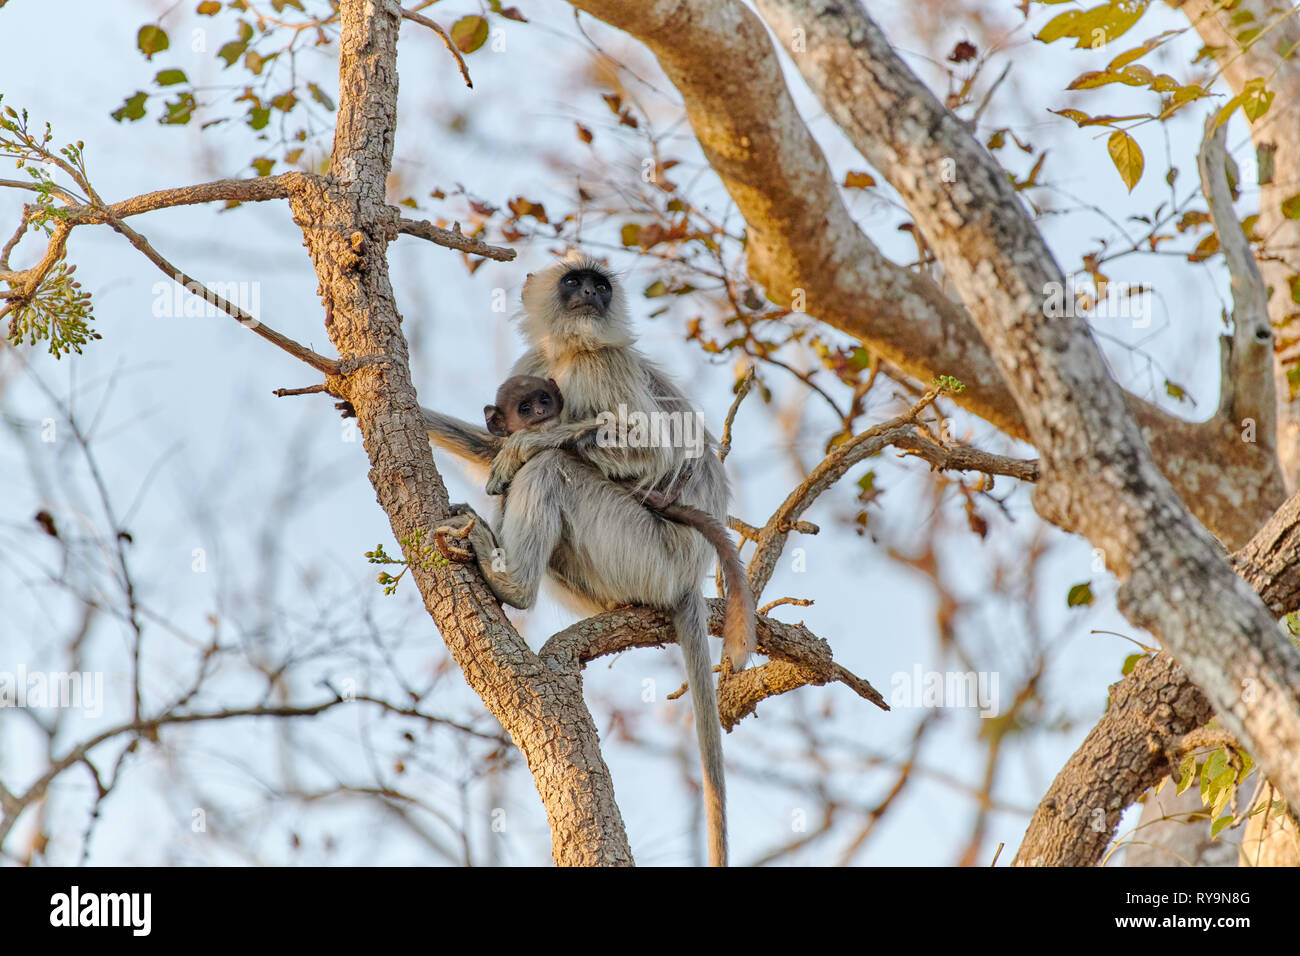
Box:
434;515;477;563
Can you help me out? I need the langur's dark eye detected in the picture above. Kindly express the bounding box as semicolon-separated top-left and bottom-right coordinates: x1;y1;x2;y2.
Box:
596;282;609;292
538;396;550;406
520;402;532;414
564;276;578;287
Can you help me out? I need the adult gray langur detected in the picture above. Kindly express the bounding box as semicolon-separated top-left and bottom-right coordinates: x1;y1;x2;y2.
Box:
420;252;754;867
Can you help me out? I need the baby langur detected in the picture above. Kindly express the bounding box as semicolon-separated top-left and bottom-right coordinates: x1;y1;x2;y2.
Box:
484;375;565;439
484;375;756;666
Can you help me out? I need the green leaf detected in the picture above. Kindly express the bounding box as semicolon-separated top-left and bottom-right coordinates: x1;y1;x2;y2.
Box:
1107;131;1144;191
1204;748;1227;782
1238;751;1254;781
155;69;189;86
307;83;336;112
620;223;642;247
1193;43;1225;63
160;92;197;125
247;107;271;130
111;91;149;123
1242;79;1274;121
1281;195;1300;220
217;40;248;68
251;157;274;176
197;1;222;14
1216;78;1273;128
644;280;668;298
137;25;170;59
1067;582;1093;607
450;15;489;54
1175;754;1196;795
1210;813;1234;838
1188;233;1219;263
1121;652;1144;675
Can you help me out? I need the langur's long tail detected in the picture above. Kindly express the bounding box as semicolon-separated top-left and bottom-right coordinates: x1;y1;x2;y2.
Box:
648;498;756;672
672;595;728;867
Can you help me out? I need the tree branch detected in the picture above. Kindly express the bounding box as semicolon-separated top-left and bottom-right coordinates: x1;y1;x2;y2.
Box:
756;0;1300;805
1197;117;1275;437
400;7;474;89
397;216;516;260
539;600;888;729
1011;652;1214;867
567;0;1287;550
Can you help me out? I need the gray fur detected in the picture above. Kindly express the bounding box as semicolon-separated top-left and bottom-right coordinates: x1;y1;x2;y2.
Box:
425;252;741;866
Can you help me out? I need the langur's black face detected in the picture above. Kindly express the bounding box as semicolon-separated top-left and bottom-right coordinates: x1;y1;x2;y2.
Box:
557;268;613;316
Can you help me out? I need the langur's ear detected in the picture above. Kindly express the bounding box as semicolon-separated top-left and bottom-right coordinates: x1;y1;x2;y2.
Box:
485;405;510;438
547;378;563;412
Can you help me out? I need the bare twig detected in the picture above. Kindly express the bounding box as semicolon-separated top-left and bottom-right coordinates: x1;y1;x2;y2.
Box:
719;366;756;463
401;7;474;89
745;387;1037;596
397;217;516;260
273;383;333;398
757;596;814;615
101;214;341;375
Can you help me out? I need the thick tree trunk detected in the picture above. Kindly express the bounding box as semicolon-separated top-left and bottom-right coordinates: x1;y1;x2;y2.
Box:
289;0;632;866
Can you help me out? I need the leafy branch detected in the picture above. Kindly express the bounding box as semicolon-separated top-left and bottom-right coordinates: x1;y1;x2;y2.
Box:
0;99;98;356
367;529;449;596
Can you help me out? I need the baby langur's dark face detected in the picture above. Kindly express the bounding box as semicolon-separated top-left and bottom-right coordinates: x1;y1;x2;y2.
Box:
484;375;563;438
557;267;612;316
